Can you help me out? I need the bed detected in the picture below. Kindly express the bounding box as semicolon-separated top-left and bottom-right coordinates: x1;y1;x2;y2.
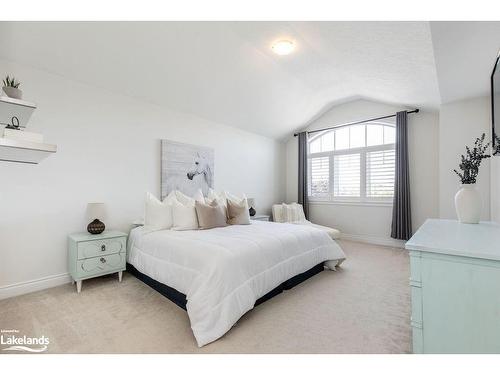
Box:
127;220;346;347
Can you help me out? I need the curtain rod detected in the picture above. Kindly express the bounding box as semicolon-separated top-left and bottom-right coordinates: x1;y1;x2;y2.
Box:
293;109;419;137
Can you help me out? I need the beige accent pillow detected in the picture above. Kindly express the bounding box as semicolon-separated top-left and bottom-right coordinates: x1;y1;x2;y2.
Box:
223;191;248;209
195;200;228;229
227;198;250;225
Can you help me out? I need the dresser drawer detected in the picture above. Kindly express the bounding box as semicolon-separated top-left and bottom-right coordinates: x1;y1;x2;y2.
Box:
77;237;125;260
76;253;125;279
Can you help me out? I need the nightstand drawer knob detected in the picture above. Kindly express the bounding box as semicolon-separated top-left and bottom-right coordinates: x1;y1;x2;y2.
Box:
100;257;106;263
101;244;106;252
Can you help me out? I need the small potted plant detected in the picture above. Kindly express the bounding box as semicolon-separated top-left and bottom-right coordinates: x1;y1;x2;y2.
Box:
2;75;22;99
453;133;490;223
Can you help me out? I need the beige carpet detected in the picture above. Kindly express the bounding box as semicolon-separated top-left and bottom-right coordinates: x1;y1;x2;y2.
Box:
0;240;411;353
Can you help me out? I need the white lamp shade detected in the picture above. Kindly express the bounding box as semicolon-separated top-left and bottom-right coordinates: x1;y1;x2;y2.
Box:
86;203;106;221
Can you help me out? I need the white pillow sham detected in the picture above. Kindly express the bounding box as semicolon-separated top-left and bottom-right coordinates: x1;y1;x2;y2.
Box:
292;203;307;222
175;189;205;205
171;200;199;230
282;202;308;223
207;188;228;213
144;192;173;230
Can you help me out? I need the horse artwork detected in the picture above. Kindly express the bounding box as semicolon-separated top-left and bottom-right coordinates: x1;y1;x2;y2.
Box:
161;140;214;199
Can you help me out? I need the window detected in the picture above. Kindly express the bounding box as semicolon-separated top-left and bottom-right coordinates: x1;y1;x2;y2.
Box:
307;121;395;203
333;153;360;197
309;156;329;197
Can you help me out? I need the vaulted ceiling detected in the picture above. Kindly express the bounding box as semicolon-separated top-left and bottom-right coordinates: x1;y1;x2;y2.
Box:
0;22;498;139
430;21;500;104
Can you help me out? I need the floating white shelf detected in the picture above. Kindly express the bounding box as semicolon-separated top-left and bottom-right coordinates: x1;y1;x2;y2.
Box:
0;95;56;164
0;137;57;164
0;95;37;128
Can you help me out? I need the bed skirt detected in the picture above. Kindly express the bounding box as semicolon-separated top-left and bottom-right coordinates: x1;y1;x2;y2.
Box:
126;262;325;311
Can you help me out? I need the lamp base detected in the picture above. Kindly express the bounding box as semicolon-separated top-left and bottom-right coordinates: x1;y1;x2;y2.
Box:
87;219;105;234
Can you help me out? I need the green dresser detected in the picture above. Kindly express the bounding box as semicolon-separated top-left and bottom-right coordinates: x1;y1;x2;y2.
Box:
68;231;128;293
406;219;500;353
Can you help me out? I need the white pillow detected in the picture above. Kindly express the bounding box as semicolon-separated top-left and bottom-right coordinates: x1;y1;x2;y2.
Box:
292;203;307;222
175;189;205;205
144;192;173;230
192;189;205;203
164;190;178;204
282;203;299;223
281;202;308;223
208;189;227;209
171;200;199;230
207;188;221;200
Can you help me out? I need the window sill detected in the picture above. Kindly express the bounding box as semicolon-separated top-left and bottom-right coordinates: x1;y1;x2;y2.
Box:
308;199;393;207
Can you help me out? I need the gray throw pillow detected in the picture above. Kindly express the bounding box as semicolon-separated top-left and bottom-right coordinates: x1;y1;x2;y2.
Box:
195;200;228;229
227;198;251;225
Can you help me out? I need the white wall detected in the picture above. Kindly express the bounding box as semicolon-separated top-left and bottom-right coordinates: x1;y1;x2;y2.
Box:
439;96;491;220
286;99;440;245
0;60;285;296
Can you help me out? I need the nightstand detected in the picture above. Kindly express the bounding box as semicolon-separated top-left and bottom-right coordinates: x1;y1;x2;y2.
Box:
251;214;270;222
68;231;127;293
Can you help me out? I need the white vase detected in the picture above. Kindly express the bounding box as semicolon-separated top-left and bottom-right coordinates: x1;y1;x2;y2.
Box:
2;86;23;99
455;184;481;224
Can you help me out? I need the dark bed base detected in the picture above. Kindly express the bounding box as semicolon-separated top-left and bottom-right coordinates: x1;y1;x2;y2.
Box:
126;262;325;311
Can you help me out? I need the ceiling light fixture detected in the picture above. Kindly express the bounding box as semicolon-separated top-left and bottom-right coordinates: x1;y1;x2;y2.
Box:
271;40;295;56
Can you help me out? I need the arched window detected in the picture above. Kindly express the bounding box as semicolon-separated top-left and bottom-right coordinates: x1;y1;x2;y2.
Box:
308;121;395;202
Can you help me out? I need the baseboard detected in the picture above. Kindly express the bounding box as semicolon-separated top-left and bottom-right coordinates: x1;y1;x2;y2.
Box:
340;233;406;248
0;273;71;300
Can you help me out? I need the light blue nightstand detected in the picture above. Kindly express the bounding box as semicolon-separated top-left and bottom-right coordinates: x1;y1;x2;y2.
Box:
68;231;128;293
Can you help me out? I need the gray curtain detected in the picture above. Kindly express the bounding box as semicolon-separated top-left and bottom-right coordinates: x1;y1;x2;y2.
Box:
391;111;412;240
298;131;309;220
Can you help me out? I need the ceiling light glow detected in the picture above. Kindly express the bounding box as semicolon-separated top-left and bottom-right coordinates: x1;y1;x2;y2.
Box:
271;40;295;56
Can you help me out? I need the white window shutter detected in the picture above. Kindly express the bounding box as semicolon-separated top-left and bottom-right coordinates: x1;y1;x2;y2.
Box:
310;156;329;197
333;153;360;197
366;149;395;198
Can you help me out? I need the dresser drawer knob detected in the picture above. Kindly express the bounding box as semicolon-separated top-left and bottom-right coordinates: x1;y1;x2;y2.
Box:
101;244;106;252
100;257;106;263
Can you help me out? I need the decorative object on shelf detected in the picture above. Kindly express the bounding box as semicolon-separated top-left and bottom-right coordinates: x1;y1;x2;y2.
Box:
0;95;36;130
4;116;20;130
2;75;23;99
86;202;106;234
453;133;490;224
0;91;56;164
247;198;256;216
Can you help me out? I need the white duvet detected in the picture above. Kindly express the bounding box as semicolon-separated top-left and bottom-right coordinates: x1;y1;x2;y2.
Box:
127;220;346;347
